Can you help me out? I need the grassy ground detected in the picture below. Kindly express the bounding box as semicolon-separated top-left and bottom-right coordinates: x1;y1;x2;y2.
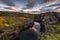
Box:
41;24;60;40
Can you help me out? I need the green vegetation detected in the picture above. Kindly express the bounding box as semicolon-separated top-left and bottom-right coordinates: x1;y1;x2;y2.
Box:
41;24;60;40
0;14;34;40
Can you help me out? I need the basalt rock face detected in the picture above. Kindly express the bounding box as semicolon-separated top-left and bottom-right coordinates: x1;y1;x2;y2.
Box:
40;12;60;24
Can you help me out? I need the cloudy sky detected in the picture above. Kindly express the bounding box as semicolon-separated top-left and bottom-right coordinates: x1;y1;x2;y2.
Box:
0;0;60;12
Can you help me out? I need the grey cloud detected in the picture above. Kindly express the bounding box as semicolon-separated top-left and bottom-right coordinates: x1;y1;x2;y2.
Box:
26;0;57;8
26;0;47;8
1;0;56;9
1;0;15;6
55;6;60;9
40;0;49;3
0;0;58;11
38;0;57;4
48;4;60;7
39;0;57;10
26;0;35;8
27;2;35;8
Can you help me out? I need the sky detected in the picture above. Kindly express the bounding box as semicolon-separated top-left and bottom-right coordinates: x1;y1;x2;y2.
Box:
0;0;60;13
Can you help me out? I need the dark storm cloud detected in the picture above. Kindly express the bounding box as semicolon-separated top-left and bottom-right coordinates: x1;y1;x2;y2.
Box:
48;4;60;7
0;0;57;8
26;0;46;8
26;0;45;8
26;0;35;8
27;2;35;8
0;0;59;12
44;0;56;3
26;0;57;8
39;0;49;3
1;0;15;6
